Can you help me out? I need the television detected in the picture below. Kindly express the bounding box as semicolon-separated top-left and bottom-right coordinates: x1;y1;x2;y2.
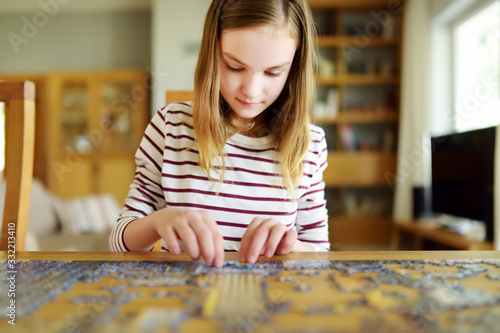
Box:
430;126;497;242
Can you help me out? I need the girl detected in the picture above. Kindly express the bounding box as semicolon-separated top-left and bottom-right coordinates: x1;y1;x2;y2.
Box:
109;0;329;267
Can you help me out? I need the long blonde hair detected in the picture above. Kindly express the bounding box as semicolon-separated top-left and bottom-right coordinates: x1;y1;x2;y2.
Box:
193;0;317;194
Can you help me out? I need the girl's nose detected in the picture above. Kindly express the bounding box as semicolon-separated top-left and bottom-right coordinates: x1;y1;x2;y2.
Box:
241;74;262;100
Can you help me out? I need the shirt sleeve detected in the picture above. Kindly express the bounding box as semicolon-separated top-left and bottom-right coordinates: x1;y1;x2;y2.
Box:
108;107;168;252
295;130;330;252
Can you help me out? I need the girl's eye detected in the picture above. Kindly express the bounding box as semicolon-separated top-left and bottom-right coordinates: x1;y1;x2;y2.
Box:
226;64;243;72
265;71;282;78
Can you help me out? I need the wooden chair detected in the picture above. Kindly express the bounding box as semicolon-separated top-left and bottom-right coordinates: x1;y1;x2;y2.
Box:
166;90;193;105
0;81;36;251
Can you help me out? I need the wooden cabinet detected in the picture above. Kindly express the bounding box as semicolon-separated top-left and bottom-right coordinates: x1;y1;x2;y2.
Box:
308;0;403;249
46;70;149;204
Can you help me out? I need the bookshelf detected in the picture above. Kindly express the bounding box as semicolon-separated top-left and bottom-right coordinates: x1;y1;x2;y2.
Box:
308;0;403;249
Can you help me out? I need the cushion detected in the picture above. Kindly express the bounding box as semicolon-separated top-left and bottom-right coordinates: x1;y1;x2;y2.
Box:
0;178;59;236
52;194;121;235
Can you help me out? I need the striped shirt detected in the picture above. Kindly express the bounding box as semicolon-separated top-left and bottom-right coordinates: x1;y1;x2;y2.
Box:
109;102;330;252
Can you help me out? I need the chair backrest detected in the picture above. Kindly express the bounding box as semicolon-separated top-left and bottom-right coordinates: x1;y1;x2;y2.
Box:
0;81;36;251
166;90;193;105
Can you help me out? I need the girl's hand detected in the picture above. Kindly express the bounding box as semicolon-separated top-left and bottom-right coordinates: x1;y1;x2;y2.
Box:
152;208;225;267
239;217;301;263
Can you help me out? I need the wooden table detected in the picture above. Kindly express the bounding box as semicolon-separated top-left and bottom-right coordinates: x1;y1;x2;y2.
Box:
2;251;500;332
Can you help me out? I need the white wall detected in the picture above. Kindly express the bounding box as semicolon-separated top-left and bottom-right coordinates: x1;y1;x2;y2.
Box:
150;0;210;113
0;11;150;73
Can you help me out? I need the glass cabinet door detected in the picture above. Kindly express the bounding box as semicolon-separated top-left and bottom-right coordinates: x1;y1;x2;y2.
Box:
99;82;134;151
59;82;90;152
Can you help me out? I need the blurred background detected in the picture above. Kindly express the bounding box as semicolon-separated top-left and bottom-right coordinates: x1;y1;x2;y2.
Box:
0;0;498;251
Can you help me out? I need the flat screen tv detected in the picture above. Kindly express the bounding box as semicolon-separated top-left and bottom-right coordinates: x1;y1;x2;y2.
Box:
431;126;496;241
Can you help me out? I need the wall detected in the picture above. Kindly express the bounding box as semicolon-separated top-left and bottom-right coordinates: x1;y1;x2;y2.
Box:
0;11;150;73
150;0;210;112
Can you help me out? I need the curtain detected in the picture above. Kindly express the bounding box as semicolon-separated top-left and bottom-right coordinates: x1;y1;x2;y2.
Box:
392;0;432;223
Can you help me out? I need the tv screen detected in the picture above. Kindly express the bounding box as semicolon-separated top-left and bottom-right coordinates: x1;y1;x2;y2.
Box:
431;126;496;241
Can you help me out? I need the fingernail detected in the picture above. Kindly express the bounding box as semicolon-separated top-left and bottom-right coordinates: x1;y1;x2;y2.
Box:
247;255;256;263
265;250;273;258
215;258;223;268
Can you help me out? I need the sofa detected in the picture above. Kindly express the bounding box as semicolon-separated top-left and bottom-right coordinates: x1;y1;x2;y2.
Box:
0;178;120;251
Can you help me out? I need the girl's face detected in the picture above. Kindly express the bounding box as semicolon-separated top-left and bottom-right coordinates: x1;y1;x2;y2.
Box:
219;25;297;125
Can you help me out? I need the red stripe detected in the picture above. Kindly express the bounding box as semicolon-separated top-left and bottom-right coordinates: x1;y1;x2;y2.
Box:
135;170;163;190
165;201;297;216
298;202;326;211
139;147;161;172
167;108;192;117
303;160;317;167
217;221;248;228
130;196;157;210
157;109;166;122
121;221;132;251
299;239;329;244
150;122;165;139
161;173;308;190
310;180;323;188
144;133;163;155
214;165;281;177
124;204;148;217
226;142;276;153
134;187;159;203
163;161;283;177
223;236;242;242
134;176;164;199
299;220;326;231
164;145;199;154
166;133;195;141
164;160;199;167
309;146;328;156
226;152;279;164
163;187;293;202
166;121;193;129
301;188;324;198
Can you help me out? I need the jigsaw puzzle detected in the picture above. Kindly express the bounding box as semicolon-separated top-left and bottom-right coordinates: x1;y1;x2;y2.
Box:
1;258;500;332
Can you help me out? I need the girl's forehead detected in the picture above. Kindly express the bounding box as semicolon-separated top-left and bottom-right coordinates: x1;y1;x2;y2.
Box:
221;24;295;42
219;25;297;70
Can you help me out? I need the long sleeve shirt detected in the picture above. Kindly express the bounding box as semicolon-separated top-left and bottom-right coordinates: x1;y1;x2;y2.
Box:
109;102;330;252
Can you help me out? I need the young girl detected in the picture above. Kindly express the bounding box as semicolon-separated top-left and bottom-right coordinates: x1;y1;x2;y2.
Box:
109;0;329;267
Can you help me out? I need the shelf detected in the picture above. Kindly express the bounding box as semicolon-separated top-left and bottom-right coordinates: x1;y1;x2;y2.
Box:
324;152;396;187
316;75;400;85
316;36;399;47
316;111;398;124
393;221;495;251
311;0;402;250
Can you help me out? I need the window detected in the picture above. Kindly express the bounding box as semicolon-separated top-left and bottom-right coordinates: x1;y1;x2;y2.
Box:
453;0;500;132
